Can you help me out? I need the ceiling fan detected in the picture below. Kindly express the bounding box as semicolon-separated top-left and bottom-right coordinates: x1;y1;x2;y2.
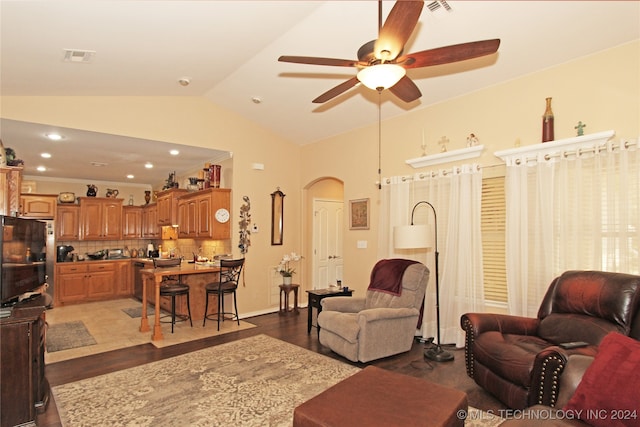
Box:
278;0;500;104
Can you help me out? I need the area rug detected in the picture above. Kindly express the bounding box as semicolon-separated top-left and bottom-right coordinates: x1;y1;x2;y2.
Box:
46;320;97;352
53;334;359;426
52;334;502;427
122;303;157;318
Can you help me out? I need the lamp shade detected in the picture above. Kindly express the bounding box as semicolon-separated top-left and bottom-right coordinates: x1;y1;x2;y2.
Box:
394;224;433;249
357;64;406;91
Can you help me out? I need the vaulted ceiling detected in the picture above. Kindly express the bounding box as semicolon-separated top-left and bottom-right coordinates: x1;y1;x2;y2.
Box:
1;1;638;184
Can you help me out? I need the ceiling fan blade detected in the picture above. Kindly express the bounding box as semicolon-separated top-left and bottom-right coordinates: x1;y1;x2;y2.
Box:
313;77;360;103
398;39;501;69
389;76;422;103
374;0;424;61
278;55;360;68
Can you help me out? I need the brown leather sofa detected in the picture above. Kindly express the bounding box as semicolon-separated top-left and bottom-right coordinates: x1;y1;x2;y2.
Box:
460;270;640;410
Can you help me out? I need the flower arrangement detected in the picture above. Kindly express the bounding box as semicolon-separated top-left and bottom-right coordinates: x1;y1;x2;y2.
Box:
276;252;302;277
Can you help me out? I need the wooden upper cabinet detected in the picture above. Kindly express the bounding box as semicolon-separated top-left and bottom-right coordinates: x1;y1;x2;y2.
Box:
156;189;188;226
79;197;123;240
142;203;159;238
177;188;231;239
0;166;22;216
56;205;80;240
19;194;57;219
122;206;143;239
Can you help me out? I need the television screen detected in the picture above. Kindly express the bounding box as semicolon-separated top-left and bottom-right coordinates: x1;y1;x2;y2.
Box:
1;216;46;306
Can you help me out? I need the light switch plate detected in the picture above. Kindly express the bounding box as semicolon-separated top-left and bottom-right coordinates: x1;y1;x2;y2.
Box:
357;240;367;249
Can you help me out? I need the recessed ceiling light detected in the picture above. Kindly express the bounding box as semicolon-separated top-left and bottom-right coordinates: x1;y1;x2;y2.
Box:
37;166;46;172
178;77;190;86
169;149;179;156
41;153;52;158
145;163;154;169
90;161;107;167
251;96;262;104
127;174;135;179
45;133;63;141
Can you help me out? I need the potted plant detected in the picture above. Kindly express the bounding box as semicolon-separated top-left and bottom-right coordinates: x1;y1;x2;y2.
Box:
276;252;302;285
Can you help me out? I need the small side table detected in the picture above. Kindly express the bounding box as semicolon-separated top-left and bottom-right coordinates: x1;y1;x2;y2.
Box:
306;287;354;335
279;284;300;315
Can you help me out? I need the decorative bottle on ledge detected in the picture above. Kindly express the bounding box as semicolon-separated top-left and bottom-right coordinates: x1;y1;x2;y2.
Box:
542;97;554;142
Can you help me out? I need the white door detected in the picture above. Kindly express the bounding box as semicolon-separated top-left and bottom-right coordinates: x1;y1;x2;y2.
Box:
312;199;344;289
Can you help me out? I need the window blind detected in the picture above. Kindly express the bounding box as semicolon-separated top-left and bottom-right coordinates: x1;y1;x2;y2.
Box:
481;176;507;303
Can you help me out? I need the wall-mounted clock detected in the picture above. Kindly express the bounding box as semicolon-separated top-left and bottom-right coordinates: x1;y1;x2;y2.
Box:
215;208;230;223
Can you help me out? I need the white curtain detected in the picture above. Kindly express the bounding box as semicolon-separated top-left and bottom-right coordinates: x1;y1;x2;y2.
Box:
379;164;485;347
505;139;639;317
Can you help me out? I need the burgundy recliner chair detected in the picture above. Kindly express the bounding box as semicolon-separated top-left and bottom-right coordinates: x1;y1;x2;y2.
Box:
461;270;640;409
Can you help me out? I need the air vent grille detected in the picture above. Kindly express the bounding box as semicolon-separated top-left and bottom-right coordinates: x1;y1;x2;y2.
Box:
63;49;96;63
427;1;452;13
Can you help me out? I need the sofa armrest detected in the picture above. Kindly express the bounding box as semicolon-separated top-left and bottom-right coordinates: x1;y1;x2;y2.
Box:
529;347;597;407
321;296;366;313
461;313;540;378
461;312;540;336
357;307;418;323
555;354;594;408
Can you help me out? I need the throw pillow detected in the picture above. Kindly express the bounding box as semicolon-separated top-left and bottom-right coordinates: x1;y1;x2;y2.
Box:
563;332;640;427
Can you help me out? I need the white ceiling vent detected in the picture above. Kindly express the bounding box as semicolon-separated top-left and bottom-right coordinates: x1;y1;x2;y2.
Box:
63;49;96;63
426;1;452;13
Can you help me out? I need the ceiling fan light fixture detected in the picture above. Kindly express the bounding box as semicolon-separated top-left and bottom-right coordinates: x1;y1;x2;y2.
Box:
357;64;406;91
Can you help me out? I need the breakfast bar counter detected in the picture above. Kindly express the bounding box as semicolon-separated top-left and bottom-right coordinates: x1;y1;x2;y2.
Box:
140;262;222;341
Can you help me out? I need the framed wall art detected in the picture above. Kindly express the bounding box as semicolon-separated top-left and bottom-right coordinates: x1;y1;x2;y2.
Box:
349;198;370;230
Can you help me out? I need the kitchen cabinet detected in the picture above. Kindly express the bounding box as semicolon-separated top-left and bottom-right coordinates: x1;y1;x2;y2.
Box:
55;262;117;305
142;203;159;238
115;261;132;296
123;206;143;239
0;166;22;216
56;204;80;240
0;305;48;427
177;188;231;239
156;188;188;226
79;197;123;240
19;194;57;219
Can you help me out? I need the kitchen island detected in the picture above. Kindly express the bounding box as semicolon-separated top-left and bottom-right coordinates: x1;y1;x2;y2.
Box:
140;261;222;341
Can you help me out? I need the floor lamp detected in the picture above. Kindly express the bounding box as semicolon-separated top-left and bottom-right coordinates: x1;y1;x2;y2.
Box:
394;201;454;362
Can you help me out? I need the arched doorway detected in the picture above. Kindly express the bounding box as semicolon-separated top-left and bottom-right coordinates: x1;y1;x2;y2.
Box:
303;177;344;289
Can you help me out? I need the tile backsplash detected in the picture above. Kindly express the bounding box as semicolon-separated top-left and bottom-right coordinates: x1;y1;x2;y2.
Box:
56;238;232;260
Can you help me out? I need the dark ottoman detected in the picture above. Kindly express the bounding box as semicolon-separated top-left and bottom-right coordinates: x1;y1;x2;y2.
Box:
293;365;467;427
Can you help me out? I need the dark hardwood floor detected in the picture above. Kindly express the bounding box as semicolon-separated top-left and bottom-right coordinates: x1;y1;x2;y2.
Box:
39;309;506;426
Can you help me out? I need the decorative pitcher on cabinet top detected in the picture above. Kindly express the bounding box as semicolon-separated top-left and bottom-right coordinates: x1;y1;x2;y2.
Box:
86;184;98;197
106;188;119;198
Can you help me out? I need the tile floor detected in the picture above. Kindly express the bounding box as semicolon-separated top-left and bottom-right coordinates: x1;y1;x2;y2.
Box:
44;298;255;363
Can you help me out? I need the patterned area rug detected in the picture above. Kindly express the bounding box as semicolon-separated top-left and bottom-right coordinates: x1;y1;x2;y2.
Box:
53;334;359;426
52;334;502;427
46;320;97;352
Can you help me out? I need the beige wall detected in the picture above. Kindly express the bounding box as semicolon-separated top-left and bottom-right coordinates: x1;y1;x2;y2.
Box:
301;40;640;292
1;96;304;316
2;40;638;313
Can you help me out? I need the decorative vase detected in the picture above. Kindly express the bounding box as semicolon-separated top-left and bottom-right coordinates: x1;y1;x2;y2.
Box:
144;191;151;204
283;276;293;285
542;97;554;142
86;184;97;197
